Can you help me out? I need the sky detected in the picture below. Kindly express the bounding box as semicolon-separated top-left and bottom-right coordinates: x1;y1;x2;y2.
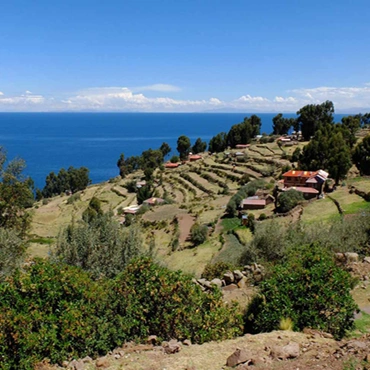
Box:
1;0;370;113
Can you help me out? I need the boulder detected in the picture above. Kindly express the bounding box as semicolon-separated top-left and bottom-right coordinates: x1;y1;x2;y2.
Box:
237;276;249;289
68;360;85;370
210;278;222;287
226;348;252;367
364;256;370;264
95;357;110;368
163;339;182;354
183;339;192;346
345;252;359;263
270;342;300;360
233;270;244;282
223;271;235;285
147;335;158;345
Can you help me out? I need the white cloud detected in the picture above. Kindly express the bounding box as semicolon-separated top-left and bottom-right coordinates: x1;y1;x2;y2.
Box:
132;84;181;92
1;83;370;112
25;90;32;94
0;92;3;96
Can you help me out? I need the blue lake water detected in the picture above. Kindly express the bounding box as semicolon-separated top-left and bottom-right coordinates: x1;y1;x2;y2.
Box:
0;112;346;189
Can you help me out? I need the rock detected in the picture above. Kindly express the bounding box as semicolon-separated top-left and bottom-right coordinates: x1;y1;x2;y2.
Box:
95;357;110;368
223;271;235;284
244;265;252;271
226;348;252;367
197;278;207;286
233;270;244;282
365;353;370;362
81;356;93;363
221;279;226;286
270;342;300;360
183;339;192;346
364;256;370;264
222;283;238;291
210;278;222;287
345;252;359;263
335;252;346;263
202;280;212;289
62;361;69;368
163;339;182;354
237;276;248;289
283;341;300;358
147;335;158;345
69;360;85;370
253;272;263;282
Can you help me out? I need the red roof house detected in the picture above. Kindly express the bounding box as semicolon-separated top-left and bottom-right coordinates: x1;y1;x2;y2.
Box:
189;155;202;161
165;162;180;168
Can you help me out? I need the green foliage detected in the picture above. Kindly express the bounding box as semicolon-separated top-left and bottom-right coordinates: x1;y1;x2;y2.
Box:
0;151;34;235
53;213;143;279
278;189;304;213
297;100;334;140
226;179;267;217
41;166;90;198
201;261;236;280
170;155;180;163
0;229;26;282
82;196;103;223
137;185;153;204
299;125;352;184
177;135;191;160
245;244;358;339
208;132;227;153
272;113;296;135
192;138;207;154
124;179;137;193
353;134;370;175
190;223;208;246
0;258;243;369
227;115;261;147
66;192;81;204
159;142;171;158
291;147;301;162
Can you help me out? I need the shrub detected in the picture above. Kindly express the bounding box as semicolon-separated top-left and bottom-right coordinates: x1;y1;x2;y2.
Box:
258;213;267;221
190;223;208;246
277;189;304;213
0;258;243;369
170;155;180;163
201;261;236;280
67;192;81;204
245;244;358;339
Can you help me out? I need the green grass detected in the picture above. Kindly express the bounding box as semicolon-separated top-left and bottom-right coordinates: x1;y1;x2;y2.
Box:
221;217;241;232
353;312;370;337
213;234;244;266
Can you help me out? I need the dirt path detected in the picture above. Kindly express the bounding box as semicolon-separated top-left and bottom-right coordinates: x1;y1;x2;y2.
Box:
178;213;195;244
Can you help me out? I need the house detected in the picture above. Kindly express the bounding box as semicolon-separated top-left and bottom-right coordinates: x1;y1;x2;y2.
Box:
136;180;146;188
143;197;165;206
282;170;328;190
123;205;141;214
240;198;266;210
234;151;245;157
235;144;250;149
277;136;291;143
189;154;202;161
165;162;179;168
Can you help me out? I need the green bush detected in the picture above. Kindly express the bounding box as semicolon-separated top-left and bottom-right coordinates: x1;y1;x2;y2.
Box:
190;223;208;246
0;258;243;369
277;188;304;213
66;192;81;204
201;261;236;280
245;244;358;339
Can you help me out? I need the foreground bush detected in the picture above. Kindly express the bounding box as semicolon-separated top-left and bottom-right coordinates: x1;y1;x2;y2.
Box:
245;244;358;339
0;258;243;369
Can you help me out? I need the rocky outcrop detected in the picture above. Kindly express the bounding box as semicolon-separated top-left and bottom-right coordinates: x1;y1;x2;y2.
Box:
194;264;265;292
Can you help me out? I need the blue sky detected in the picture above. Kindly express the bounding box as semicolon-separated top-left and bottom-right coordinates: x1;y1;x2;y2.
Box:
1;0;370;112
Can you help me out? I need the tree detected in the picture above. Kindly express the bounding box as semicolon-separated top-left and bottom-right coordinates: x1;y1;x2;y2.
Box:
208;132;227;153
41;166;90;197
272;113;294;135
190;223;208;246
177;135;191;160
341;115;361;148
297;100;334;140
192;138;207;154
159;142;171;158
117;153;126;177
278;189;304;213
245;244;358;339
353;134;370;175
170;155;180;163
137;185;153;204
82;196;103;223
53;213;143;279
0;228;26;281
0;150;34;235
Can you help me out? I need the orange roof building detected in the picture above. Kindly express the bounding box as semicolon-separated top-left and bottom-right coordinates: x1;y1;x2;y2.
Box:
165;162;180;168
282;169;329;193
189;154;202;161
